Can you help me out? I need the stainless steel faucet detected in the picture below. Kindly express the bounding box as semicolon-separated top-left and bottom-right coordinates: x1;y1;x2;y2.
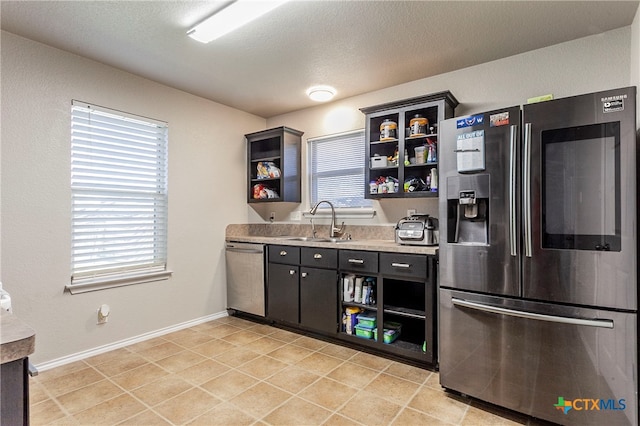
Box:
309;200;345;238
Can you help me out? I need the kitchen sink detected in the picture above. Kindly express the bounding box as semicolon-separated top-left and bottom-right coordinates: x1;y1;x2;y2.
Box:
277;236;355;244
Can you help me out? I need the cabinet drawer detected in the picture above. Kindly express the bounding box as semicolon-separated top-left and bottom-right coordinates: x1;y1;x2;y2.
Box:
268;245;300;264
379;253;427;279
339;250;378;274
301;247;337;269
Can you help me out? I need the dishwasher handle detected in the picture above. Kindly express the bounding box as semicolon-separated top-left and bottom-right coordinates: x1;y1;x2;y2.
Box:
225;243;264;254
226;247;263;254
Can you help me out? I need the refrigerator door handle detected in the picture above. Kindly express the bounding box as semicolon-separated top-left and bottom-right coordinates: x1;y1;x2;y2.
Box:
523;123;533;257
509;124;517;256
452;297;614;329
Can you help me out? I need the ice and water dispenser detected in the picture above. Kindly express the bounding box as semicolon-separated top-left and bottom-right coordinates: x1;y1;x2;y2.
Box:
443;128;490;245
445;174;489;244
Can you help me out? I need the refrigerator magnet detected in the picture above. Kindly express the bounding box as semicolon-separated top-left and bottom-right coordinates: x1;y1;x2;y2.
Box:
489;112;509;127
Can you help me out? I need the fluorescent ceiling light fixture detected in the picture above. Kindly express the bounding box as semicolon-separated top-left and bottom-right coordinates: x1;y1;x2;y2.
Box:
188;0;290;43
307;86;336;102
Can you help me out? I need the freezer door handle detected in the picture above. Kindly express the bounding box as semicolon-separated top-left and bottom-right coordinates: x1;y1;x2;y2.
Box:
523;123;533;257
452;297;614;329
509;124;518;256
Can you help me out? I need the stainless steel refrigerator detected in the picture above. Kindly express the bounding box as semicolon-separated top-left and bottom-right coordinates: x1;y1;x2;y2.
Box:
438;87;637;425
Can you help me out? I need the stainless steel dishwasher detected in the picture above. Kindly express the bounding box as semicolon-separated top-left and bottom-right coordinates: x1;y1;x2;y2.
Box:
225;242;265;317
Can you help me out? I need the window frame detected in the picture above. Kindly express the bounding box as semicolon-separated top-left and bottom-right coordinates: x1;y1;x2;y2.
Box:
307;129;374;216
66;100;171;294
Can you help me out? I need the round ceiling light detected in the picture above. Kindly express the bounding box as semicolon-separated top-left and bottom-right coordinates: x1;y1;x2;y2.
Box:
306;85;336;102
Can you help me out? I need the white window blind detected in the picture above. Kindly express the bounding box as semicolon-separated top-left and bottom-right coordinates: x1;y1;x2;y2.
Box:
68;101;170;293
309;130;371;209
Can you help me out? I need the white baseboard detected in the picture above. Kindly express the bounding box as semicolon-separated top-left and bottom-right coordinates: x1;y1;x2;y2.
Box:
34;311;228;373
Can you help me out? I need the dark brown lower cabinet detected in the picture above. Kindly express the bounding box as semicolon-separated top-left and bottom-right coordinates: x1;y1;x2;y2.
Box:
265;244;437;367
300;267;338;334
266;262;299;324
1;357;29;425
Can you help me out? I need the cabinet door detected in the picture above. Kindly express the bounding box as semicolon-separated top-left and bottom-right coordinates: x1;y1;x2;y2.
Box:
300;267;338;334
267;263;299;324
1;358;28;426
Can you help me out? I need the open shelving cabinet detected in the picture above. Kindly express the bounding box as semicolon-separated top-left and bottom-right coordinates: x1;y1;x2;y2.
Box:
361;91;458;199
337;250;437;365
246;126;303;203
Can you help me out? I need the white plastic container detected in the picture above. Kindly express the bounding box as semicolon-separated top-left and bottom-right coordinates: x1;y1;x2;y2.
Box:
370;156;388;168
343;275;354;302
354;277;363;303
414;146;426;164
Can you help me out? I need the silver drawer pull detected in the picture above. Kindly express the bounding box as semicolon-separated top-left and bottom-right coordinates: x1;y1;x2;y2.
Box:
314;253;322;259
301;272;308;278
279;250;287;256
348;259;364;264
391;262;411;268
289;269;296;275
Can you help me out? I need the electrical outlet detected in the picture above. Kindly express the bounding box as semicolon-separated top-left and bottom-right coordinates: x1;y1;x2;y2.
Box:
269;212;275;222
407;209;417;217
97;304;110;324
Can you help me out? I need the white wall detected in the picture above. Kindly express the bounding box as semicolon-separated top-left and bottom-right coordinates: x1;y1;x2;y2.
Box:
0;31;265;364
266;27;633;225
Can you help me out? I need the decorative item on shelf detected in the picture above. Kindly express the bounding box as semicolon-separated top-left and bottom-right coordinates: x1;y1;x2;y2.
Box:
409;114;429;137
379;119;397;141
252;183;279;199
256;161;281;179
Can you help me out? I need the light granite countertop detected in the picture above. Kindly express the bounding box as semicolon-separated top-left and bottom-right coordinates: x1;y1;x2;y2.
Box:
226;224;438;255
1;311;36;364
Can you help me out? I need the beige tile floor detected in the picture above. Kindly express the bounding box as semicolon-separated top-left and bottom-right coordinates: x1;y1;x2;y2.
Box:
29;316;553;425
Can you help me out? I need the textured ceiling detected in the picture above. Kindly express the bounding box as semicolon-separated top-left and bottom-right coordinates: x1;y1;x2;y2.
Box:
1;1;638;118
